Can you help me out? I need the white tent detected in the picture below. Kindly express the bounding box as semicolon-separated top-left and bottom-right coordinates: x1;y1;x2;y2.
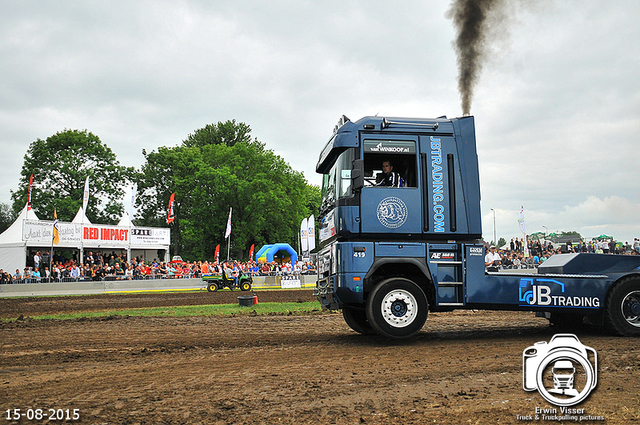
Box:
0;204;171;275
117;211;134;228
72;207;91;225
0;205;40;273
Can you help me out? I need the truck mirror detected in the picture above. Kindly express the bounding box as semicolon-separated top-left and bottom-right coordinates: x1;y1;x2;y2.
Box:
352;159;364;191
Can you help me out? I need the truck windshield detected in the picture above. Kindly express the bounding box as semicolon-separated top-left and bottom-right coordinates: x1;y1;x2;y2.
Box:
362;140;417;187
320;149;354;213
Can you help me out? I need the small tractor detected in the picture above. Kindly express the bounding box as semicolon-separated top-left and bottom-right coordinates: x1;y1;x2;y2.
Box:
204;271;252;292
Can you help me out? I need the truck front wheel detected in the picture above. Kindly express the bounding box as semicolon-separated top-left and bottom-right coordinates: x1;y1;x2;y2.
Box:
606;277;640;336
365;278;428;339
342;307;376;335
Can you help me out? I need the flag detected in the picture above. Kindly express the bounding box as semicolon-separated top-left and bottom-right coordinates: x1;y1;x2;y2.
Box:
224;207;232;239
129;182;137;221
517;206;526;235
300;217;308;254
214;244;220;263
52;209;60;245
518;206;529;256
167;193;175;224
307;214;316;252
27;174;34;210
82;176;90;214
249;244;255;261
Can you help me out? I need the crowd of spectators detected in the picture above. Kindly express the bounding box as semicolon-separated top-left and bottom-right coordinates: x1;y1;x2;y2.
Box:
2;237;638;283
0;249;317;285
486;237;640;271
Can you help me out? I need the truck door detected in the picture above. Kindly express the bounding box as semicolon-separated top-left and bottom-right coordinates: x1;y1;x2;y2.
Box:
359;136;422;235
420;134;461;236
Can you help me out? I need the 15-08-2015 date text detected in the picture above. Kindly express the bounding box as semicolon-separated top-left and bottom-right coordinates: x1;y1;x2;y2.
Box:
5;409;80;421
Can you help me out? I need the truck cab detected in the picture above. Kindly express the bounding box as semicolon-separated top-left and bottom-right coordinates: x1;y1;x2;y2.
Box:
315;115;483;337
317;115;481;243
315;115;640;339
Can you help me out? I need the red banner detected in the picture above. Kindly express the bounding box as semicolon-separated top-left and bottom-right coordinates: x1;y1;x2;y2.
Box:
214;244;220;263
27;174;34;210
249;244;255;260
167;193;175;224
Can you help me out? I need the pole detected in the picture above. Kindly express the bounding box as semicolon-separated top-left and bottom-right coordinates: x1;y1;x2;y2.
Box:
127;215;132;264
491;208;496;245
224;206;232;262
80;208;85;269
50;223;54;278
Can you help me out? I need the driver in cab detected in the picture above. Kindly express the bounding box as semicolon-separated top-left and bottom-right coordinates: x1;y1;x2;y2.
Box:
376;160;401;187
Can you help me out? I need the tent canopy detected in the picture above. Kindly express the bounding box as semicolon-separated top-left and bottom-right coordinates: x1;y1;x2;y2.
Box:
0;205;40;273
0;205;170;273
256;243;297;264
72;207;91;224
117;211;134;227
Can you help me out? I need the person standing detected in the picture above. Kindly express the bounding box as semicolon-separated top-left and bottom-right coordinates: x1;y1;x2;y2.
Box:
484;246;502;271
33;251;41;270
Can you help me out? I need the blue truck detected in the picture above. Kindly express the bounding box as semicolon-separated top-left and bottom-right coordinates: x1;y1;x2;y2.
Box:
314;115;640;338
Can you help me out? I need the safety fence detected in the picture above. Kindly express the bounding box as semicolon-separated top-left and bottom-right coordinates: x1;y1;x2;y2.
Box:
0;274;318;298
3;271;317;285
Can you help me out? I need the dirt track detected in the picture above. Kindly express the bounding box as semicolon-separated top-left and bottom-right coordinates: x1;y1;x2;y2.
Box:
1;290;639;424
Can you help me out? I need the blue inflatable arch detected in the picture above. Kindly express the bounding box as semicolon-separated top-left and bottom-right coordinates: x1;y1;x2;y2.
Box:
255;243;297;264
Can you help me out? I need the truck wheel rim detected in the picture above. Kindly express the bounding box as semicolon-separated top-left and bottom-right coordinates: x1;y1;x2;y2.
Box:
622;290;640;327
380;289;417;328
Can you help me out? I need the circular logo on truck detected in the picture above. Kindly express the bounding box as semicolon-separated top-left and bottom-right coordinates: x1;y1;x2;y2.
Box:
376;197;408;229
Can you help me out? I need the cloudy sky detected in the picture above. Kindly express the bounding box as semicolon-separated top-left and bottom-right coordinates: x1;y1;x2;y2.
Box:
1;0;639;244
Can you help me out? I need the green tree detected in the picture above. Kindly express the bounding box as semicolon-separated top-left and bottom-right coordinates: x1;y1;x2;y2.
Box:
137;121;320;261
183;119;252;148
547;231;583;243
11;129;135;223
0;202;17;234
562;231;583;241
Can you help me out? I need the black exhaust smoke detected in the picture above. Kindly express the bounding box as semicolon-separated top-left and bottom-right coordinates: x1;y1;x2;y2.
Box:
447;0;505;116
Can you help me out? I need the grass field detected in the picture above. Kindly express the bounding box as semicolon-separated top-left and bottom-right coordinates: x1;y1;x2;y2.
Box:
5;301;324;321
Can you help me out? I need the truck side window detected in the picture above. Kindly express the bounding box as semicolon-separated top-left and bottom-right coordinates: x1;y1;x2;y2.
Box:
362;140;417;188
321;149;355;208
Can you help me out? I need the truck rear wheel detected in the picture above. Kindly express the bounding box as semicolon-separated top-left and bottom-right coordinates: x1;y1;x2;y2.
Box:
365;278;428;339
342;307;376;335
207;282;218;292
605;277;640;336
